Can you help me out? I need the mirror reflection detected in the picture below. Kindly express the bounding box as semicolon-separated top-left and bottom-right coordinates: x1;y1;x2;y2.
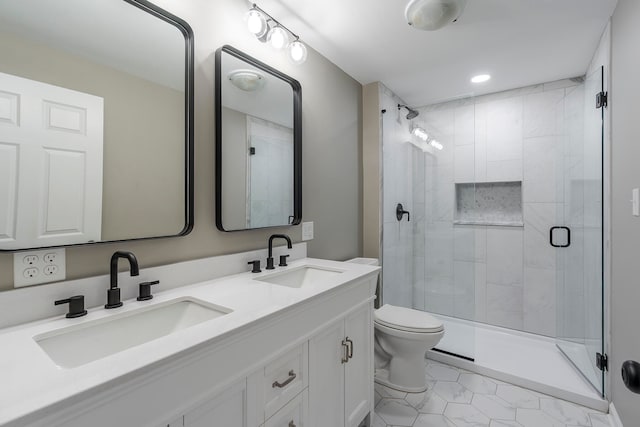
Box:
0;0;193;250
216;45;301;231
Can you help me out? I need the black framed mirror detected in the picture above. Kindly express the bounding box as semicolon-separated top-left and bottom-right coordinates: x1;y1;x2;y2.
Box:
0;0;194;251
215;45;301;231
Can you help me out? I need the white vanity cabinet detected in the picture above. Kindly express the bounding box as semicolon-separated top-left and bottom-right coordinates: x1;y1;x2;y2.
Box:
9;271;377;427
308;302;373;427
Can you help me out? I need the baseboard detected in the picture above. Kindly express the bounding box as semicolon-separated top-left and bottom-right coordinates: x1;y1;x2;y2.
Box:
609;403;624;427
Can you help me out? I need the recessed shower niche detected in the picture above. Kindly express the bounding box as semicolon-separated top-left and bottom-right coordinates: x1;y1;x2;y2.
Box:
454;181;523;226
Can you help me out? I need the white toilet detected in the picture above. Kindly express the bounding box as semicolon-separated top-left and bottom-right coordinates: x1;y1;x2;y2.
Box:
374;304;444;392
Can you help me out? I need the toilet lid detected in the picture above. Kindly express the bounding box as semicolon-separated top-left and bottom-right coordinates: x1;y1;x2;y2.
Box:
374;304;444;333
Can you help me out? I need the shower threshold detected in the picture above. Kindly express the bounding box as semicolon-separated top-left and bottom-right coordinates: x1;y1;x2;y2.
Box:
426;314;608;412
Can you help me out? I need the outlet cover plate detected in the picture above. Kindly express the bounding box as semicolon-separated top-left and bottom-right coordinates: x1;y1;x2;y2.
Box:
302;221;314;241
14;248;66;288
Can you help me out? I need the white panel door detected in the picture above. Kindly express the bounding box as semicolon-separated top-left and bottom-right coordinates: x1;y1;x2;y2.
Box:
184;380;248;427
344;304;373;427
0;71;103;248
308;319;345;427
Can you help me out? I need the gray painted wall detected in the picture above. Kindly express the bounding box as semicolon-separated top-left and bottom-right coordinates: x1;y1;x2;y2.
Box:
0;0;362;291
611;0;640;423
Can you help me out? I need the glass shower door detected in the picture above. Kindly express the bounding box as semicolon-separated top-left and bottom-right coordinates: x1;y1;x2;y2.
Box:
556;67;605;396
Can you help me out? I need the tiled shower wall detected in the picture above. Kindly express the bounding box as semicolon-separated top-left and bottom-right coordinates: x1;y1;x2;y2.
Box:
382;79;589;338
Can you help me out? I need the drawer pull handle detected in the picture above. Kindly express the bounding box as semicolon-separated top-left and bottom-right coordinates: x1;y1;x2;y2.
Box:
272;370;297;388
346;337;354;360
289;421;296;427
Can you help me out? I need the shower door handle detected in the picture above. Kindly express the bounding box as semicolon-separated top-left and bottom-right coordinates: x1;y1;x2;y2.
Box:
549;226;571;248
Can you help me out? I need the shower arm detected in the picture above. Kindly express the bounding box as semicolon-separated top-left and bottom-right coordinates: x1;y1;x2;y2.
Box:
396;203;410;222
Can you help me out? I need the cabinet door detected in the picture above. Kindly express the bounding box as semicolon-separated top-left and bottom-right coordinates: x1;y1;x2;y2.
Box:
344;303;373;427
308;319;345;427
184;380;249;427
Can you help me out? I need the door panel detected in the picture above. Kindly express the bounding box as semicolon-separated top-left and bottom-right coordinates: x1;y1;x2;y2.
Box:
0;71;103;248
309;319;345;427
344;304;373;427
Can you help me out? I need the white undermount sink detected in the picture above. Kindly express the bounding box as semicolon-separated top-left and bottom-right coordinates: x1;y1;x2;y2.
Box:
34;297;232;369
256;265;344;288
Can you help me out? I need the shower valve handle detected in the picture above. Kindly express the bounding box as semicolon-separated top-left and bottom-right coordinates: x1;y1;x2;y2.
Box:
396;203;410;222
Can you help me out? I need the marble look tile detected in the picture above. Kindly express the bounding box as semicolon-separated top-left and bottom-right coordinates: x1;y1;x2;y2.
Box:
472;394;517;420
376;383;408;400
523;267;556;337
523;136;562;203
413;413;457;427
459;373;497;394
516;408;564;427
405;390;447;414
426;362;461;381
539;398;591;426
495;385;539;409
524;89;565;138
475;85;543;105
376;399;418;426
486;97;523;163
589;412;613;427
371;412;387;427
454;261;476;320
489;421;523;427
455;144;476;183
375;389;383;407
433;381;473;403
543;78;580;92
454;226;487;263
475;263;487;323
444;402;491;427
486;228;523;286
523;202;558;270
486;284;523;328
486;159;523;182
455;104;475;146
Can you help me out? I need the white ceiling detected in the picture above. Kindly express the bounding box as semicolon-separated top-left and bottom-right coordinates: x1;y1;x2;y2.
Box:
255;0;618;106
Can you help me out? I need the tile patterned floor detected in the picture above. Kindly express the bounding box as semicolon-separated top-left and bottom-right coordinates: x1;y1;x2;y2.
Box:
372;359;612;427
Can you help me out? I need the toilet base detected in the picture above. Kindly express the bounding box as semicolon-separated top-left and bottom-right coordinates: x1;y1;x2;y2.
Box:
374;368;428;393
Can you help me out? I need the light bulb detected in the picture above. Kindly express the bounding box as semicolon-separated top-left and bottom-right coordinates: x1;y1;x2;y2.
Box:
268;26;288;49
471;74;491;83
412;126;429;141
430;140;444;150
288;40;308;64
246;9;267;38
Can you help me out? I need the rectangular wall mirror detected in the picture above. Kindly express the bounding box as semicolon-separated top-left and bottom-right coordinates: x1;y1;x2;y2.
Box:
0;0;194;251
215;45;301;231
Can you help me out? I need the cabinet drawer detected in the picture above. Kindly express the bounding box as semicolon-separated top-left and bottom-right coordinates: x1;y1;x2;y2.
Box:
264;389;308;427
263;342;308;419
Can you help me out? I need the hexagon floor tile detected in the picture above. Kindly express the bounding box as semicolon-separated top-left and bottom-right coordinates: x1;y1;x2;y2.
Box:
373;359;612;427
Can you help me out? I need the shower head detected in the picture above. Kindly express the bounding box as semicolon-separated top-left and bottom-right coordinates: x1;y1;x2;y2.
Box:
398;104;419;120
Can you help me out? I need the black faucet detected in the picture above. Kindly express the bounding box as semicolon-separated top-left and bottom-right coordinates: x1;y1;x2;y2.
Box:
105;251;139;309
266;234;292;270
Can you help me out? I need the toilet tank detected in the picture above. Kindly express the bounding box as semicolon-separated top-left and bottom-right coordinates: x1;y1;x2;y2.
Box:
344;257;379;266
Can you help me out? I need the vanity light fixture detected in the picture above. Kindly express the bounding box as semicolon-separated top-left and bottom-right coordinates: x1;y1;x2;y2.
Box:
228;69;265;91
245;4;308;64
471;74;491;83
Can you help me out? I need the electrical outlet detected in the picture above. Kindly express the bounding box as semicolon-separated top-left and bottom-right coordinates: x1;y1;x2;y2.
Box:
23;255;38;266
302;221;314;241
14;248;66;287
23;267;38;279
43;265;59;276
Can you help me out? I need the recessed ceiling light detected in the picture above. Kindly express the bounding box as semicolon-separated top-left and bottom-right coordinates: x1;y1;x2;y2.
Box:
471;74;491;83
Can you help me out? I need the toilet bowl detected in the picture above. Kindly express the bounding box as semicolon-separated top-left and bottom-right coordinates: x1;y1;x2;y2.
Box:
374;304;444;392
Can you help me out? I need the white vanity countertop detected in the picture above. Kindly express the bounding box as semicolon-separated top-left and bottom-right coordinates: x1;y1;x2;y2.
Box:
0;258;379;426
